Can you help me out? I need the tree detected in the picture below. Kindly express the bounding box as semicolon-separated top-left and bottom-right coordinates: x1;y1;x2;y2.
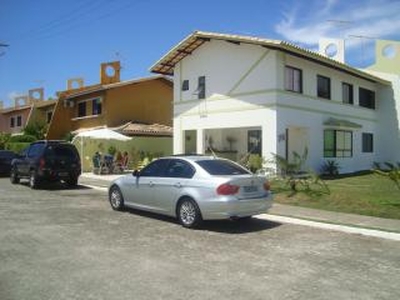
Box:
0;133;11;149
23;121;48;140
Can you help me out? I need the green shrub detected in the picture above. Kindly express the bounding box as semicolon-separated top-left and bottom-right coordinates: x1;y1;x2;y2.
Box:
5;142;30;154
0;133;11;150
373;162;400;190
108;145;117;156
9;135;37;143
321;160;340;177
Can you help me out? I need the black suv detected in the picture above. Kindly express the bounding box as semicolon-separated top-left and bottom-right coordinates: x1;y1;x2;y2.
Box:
10;140;81;189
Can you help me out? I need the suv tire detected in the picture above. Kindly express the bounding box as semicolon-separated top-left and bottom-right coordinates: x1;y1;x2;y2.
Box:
66;176;78;187
10;168;20;184
29;171;40;189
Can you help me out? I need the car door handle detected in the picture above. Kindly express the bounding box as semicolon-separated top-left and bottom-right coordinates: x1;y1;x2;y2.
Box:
149;181;155;187
174;182;182;188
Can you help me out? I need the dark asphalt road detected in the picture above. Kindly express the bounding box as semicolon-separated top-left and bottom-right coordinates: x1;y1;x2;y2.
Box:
1;178;399;300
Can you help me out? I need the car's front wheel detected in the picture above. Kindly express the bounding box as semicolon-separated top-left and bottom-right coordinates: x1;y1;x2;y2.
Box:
109;185;124;211
10;167;20;184
177;198;202;228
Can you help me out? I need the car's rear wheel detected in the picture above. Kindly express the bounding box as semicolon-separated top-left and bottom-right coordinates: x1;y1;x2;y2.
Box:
29;171;39;189
177;198;202;228
109;185;124;211
66;176;78;187
10;168;20;184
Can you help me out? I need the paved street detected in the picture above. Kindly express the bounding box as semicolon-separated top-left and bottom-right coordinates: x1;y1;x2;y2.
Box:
1;178;400;300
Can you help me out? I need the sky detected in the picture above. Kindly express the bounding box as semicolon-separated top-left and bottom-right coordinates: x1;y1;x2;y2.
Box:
1;0;400;108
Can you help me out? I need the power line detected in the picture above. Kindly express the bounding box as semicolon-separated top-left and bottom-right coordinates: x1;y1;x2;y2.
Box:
11;0;146;43
348;35;377;65
0;42;9;57
12;0;110;41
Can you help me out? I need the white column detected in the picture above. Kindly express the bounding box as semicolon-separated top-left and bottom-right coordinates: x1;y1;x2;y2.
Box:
173;118;183;154
196;129;205;154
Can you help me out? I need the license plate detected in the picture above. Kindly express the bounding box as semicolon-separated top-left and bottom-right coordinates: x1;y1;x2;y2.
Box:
243;185;258;193
59;172;68;177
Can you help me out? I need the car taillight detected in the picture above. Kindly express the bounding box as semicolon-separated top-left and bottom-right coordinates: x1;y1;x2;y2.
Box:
39;158;45;170
263;181;271;191
216;183;240;195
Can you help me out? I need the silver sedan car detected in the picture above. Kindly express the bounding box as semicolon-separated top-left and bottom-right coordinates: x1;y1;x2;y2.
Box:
108;155;273;228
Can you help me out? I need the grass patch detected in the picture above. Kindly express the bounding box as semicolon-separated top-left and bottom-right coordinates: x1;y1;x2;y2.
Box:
271;173;400;220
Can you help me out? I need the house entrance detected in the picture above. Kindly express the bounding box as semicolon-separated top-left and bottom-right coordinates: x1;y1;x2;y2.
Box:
184;130;197;154
286;127;309;169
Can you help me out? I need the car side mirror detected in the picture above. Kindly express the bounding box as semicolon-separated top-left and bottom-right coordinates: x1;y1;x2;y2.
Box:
132;169;140;177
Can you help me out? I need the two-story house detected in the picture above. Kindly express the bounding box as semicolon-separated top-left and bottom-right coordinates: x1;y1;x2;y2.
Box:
150;31;396;174
47;61;173;140
0;88;56;135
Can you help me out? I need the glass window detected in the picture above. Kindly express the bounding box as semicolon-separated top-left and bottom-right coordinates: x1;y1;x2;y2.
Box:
359;88;375;109
324;130;352;158
27;143;45;158
285;66;302;93
17;115;22;127
92;98;102;115
10;117;15;128
196;159;250;175
47;111;52;123
140;159;170;177
78;102;86;117
317;75;331;99
342;82;353;104
165;159;195;178
182;80;189;91
362;133;374;153
198;76;206;99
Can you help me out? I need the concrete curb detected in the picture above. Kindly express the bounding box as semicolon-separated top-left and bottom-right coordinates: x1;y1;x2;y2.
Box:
258;214;400;241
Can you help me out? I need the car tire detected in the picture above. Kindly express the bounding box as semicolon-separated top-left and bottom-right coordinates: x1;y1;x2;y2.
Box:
29;171;40;189
109;185;125;211
66;176;78;187
10;168;20;184
177;198;202;228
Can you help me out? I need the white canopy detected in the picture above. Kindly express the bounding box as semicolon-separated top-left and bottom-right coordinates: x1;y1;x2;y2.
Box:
72;128;131;173
73;128;131;141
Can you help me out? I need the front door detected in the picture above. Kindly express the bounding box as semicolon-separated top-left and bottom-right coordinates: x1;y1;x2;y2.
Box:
248;130;262;155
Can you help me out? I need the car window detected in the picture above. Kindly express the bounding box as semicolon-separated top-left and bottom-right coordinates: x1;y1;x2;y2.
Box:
0;151;15;159
196;159;250;175
27;143;45;158
45;145;78;160
165;159;195;178
140;159;170;177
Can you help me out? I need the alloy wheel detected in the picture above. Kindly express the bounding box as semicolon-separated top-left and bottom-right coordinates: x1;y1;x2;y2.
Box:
179;200;197;226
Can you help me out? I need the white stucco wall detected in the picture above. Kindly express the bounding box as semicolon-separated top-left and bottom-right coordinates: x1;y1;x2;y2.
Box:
172;39;388;173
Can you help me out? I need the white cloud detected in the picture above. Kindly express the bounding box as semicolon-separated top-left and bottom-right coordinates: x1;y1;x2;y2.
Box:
275;0;400;46
274;0;400;66
7;91;25;100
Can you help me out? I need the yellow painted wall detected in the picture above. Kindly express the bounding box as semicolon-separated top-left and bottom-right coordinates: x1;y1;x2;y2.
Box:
105;78;173;127
47;78;173;139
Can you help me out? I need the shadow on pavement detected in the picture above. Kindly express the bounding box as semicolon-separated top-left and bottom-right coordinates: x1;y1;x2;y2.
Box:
123;207;281;234
200;217;282;234
18;181;92;191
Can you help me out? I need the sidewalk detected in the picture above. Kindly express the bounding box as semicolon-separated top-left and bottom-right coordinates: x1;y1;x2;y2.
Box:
79;172;400;234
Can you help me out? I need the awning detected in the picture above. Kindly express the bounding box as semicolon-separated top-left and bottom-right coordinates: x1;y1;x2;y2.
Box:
323;118;362;129
118;122;173;137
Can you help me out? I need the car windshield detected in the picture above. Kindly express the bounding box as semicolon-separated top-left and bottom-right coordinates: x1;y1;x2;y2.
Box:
196;159;250;176
45;145;78;160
